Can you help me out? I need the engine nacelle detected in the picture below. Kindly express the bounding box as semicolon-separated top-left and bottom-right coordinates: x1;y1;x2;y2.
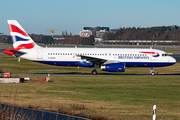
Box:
101;63;125;72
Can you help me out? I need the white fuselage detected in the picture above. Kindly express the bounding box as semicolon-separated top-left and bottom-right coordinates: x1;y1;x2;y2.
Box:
6;20;176;74
19;47;176;67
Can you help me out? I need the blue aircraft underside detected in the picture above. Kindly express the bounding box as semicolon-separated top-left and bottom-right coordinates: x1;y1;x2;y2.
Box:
35;61;175;67
125;62;175;67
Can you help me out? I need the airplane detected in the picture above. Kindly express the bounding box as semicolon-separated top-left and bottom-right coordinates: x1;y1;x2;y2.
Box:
4;20;176;75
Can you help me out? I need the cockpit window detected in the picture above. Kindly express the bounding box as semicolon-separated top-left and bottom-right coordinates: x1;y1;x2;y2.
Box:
162;53;168;57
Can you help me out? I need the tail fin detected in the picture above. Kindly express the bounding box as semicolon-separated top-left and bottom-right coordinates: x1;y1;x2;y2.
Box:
7;20;40;50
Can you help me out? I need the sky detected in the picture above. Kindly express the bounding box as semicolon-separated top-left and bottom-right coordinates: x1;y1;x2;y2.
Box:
0;0;180;36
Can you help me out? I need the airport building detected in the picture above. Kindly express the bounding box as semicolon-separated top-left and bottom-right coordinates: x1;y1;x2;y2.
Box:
79;30;92;37
101;40;180;46
83;26;109;37
96;30;107;38
79;27;117;38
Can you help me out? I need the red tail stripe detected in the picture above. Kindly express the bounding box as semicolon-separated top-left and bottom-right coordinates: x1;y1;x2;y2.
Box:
4;43;35;56
14;42;35;51
9;24;29;37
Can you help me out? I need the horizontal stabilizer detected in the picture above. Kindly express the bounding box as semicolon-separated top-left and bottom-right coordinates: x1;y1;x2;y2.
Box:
4;49;26;57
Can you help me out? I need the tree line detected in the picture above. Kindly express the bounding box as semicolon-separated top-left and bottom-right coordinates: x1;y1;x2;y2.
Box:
2;25;180;45
81;35;95;45
0;34;95;45
41;35;95;45
103;25;180;41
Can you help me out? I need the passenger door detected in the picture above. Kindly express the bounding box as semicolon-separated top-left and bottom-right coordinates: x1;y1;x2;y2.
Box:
37;49;43;59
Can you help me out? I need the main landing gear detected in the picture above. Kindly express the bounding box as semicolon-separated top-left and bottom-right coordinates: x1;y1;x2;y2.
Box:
92;70;97;75
150;67;155;76
92;64;99;75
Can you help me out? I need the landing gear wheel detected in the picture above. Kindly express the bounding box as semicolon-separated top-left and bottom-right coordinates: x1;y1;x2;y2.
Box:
150;67;154;76
92;70;97;75
151;72;155;76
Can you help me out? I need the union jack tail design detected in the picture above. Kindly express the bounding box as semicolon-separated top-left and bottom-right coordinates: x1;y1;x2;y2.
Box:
4;20;41;56
7;20;40;50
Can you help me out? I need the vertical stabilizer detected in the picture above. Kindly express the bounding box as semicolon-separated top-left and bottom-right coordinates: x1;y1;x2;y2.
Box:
7;20;40;50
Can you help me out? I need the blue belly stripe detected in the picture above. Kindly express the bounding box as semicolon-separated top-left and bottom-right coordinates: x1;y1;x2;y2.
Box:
35;61;175;67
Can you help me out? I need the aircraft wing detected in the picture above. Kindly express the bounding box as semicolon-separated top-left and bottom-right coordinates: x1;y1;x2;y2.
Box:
78;55;107;65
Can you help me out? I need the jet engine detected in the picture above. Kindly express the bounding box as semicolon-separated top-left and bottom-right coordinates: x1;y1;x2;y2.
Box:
101;63;125;72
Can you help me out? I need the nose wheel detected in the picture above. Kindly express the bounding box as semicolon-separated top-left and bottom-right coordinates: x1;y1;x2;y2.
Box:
150;67;155;76
151;72;154;76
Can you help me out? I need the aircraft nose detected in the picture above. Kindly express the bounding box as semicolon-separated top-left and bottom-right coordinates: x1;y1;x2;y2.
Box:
171;57;176;63
173;57;176;63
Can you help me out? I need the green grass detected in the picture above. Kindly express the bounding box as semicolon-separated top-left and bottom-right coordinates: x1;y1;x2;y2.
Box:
1;75;180;119
0;48;180;119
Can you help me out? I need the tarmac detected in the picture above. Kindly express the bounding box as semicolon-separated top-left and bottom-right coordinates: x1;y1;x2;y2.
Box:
12;73;180;76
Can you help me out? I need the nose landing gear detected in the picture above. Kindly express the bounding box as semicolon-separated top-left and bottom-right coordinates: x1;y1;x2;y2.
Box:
150;67;154;76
